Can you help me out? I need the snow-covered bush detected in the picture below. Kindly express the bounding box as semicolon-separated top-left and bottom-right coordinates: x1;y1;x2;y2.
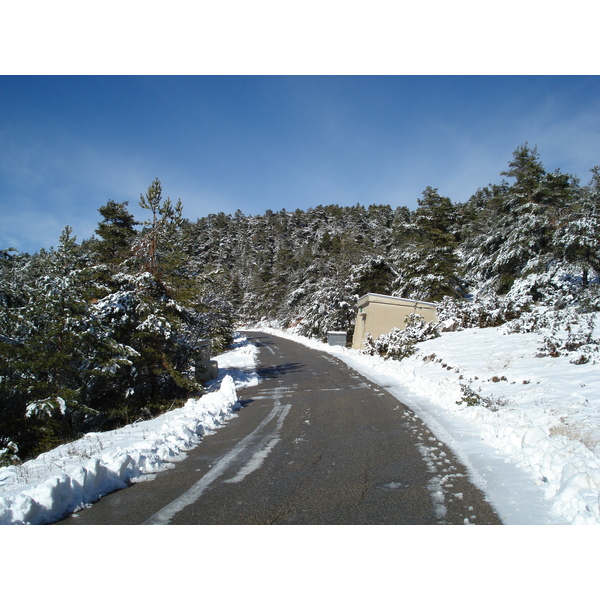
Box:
362;313;440;360
0;439;19;467
537;319;599;365
505;306;592;334
504;268;599;310
504;308;600;364
436;295;527;332
578;283;600;312
456;383;509;412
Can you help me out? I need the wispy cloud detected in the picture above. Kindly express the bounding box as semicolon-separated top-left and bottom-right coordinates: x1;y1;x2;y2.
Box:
3;76;600;253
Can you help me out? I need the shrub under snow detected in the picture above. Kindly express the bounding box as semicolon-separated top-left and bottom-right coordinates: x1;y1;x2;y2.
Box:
362;313;440;360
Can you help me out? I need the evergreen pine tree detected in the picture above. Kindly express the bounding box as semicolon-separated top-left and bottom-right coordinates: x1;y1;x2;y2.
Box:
500;143;546;206
460;144;578;297
392;187;461;301
0;227;138;458
93;200;138;266
553;166;600;290
136;178;184;280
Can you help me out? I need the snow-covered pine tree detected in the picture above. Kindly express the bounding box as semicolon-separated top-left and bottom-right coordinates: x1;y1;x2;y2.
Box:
552;166;600;306
500;143;547;206
1;180;240;462
392;187;462;301
459;144;579;301
0;227;138;459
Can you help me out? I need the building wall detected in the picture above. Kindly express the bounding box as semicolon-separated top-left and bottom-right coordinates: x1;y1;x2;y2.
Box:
351;294;437;349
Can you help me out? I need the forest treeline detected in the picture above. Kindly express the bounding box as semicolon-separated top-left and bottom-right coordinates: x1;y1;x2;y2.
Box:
1;143;599;463
190;143;600;333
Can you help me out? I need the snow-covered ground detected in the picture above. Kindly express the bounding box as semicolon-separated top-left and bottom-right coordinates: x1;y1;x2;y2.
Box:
257;313;600;526
2;314;600;527
0;335;260;525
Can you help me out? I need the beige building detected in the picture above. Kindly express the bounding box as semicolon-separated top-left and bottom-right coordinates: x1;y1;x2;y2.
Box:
351;293;438;350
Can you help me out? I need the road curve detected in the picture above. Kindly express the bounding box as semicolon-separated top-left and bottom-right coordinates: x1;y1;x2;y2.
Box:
56;331;501;525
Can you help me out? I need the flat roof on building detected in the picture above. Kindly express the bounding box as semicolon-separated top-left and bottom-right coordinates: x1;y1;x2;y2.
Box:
356;293;437;308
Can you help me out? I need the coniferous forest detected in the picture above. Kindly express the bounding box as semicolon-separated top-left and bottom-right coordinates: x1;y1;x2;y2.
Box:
2;144;599;463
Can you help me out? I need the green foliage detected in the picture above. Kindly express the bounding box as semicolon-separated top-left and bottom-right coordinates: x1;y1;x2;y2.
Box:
136;178;184;280
392;187;462;301
500;143;546;205
0;227;138;458
353;257;395;297
93;200;138;266
0;180;235;462
552;166;600;288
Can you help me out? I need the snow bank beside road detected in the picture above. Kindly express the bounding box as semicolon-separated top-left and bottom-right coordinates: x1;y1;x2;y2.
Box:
258;320;600;525
0;334;259;525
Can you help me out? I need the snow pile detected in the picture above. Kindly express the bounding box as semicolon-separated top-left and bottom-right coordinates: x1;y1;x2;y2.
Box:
0;334;259;525
259;311;600;525
206;334;261;391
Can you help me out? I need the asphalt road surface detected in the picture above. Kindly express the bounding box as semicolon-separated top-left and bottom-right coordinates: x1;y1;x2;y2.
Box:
56;331;501;525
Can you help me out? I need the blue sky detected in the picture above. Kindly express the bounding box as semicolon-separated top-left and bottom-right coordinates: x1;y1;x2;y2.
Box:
1;75;600;254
